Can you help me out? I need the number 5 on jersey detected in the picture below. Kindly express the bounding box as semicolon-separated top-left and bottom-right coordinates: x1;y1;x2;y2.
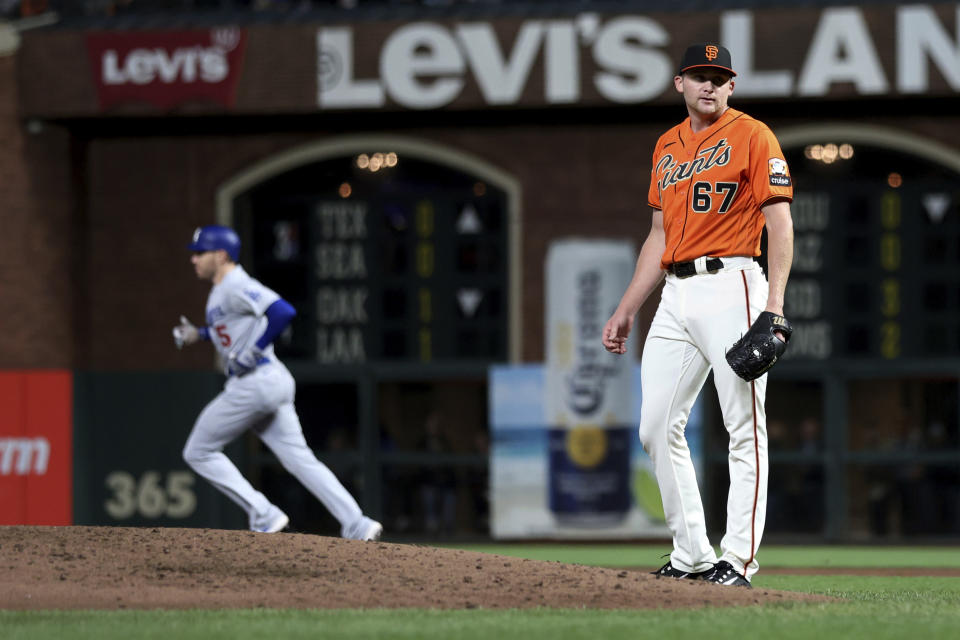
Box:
214;324;231;347
692;181;739;213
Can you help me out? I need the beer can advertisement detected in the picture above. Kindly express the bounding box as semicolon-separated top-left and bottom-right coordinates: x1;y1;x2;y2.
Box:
545;239;635;527
489;363;704;539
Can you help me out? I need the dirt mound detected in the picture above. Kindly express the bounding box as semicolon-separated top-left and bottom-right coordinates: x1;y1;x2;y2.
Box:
0;526;829;610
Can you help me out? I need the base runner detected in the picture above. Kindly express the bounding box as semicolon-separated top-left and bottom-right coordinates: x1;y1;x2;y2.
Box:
174;224;382;541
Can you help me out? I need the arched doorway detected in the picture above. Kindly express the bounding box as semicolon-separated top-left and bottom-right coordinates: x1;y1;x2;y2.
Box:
214;136;521;537
216;135;522;363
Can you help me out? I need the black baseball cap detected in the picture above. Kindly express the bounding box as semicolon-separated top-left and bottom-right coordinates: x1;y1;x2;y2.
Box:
678;43;736;77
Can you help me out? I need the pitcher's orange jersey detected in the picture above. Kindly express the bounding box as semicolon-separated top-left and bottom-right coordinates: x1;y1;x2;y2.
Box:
647;108;793;269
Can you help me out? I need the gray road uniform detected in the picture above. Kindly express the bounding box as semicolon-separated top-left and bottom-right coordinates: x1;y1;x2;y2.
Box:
182;265;379;539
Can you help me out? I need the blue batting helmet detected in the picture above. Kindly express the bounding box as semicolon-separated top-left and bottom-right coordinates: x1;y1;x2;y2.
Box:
188;225;240;262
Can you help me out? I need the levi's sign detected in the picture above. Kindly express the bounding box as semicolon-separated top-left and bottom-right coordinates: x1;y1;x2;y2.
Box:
86;28;247;110
317;4;960;110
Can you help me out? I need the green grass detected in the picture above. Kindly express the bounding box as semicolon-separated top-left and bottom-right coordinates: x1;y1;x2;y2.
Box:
442;543;960;569
3;546;960;640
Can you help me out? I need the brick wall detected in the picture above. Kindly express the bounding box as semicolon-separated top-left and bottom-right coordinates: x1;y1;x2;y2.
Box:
0;55;75;368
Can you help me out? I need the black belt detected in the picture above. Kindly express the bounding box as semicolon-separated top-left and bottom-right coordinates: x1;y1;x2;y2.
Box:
668;257;724;278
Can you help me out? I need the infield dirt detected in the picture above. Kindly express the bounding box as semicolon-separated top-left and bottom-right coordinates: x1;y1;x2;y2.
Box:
0;526;832;610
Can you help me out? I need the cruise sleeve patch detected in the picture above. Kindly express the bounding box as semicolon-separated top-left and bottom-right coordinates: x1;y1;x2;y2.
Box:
768;157;791;187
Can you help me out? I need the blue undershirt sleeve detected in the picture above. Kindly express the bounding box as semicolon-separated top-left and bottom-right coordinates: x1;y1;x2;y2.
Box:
255;299;297;350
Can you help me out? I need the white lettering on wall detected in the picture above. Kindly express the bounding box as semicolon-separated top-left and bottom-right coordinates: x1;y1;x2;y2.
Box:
317;201;367;239
592;17;671;103
785;279;822;319
313;200;369;363
381;23;465;110
783;321;832;359
545;21;579;103
722;11;794;97
317;28;385;108
317;6;960;109
457;21;545;105
0;438;50;475
793;235;824;272
792;193;831;231
798;8;889;95
897;5;960;93
102;47;228;85
316;287;369;324
317;327;366;363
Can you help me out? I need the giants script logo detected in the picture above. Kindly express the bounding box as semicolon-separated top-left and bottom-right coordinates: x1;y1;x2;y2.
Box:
705;45;719;61
0;437;50;476
656;139;733;191
87;29;247;110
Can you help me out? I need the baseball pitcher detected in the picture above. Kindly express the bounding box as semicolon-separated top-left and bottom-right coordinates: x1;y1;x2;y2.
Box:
602;43;794;587
174;224;382;541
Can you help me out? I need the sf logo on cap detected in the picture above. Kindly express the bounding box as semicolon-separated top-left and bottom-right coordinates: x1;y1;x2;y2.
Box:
705;45;719;60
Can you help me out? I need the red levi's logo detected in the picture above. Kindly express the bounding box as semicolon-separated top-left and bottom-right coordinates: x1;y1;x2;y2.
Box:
86;29;247;111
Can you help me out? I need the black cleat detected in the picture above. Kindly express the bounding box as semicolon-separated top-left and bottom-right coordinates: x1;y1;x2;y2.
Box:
651;560;712;580
703;561;752;588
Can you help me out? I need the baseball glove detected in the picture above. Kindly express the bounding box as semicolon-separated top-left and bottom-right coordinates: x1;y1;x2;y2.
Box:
725;311;794;381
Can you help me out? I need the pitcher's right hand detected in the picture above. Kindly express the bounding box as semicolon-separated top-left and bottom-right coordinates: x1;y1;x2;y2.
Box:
602;312;633;355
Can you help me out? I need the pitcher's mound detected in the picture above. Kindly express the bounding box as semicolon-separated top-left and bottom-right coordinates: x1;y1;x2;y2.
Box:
0;526;829;610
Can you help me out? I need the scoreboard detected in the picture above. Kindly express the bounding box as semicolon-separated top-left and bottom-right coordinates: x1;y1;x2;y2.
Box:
245;191;510;365
785;183;960;361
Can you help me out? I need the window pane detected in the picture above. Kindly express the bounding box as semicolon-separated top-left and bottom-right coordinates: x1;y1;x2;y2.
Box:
848;379;959;451
847;464;960;538
767;463;825;535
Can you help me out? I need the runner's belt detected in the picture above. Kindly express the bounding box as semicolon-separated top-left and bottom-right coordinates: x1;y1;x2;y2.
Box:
230;356;271;378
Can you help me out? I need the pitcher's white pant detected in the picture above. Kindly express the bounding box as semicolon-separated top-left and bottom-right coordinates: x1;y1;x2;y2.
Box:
639;259;768;580
183;361;364;536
